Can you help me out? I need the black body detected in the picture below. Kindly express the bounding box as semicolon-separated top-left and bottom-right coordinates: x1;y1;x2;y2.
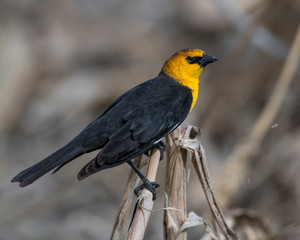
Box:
12;71;193;187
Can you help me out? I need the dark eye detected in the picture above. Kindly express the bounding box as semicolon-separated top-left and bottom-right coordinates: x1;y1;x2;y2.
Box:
186;56;202;64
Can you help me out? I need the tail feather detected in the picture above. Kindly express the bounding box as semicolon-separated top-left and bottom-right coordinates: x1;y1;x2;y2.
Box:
11;142;84;187
77;156;101;181
77;153;123;181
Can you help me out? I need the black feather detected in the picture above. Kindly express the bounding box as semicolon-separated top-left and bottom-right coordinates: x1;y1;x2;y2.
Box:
77;72;193;180
12;71;193;185
11;142;85;187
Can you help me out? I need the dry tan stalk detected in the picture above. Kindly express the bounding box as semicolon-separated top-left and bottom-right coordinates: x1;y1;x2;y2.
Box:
180;125;238;240
219;24;300;207
126;149;160;240
164;127;187;240
111;156;146;240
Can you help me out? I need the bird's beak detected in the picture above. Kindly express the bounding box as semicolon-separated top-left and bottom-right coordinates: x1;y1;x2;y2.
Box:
200;53;219;67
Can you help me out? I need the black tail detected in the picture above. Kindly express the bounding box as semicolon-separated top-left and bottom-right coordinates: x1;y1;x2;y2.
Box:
77;153;120;181
77;155;100;181
11;142;85;187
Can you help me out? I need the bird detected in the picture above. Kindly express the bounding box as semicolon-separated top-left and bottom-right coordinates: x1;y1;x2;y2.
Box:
11;49;218;200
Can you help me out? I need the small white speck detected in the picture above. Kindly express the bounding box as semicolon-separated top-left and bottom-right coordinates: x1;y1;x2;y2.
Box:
271;124;278;128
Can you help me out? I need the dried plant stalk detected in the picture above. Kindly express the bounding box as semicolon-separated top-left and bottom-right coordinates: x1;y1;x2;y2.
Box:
126;149;160;240
111;156;146;240
180;125;238;240
219;24;300;207
113;126;238;240
164;127;187;240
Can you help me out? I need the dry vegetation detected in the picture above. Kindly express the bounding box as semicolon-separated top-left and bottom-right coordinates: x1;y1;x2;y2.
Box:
1;0;300;239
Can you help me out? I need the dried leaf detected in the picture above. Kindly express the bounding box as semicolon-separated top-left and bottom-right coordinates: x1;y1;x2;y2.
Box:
179;211;218;240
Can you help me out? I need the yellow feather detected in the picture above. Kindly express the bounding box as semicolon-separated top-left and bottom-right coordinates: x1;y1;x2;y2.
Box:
162;49;205;111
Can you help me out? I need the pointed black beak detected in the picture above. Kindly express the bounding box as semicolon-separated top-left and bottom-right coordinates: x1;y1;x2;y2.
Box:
200;53;219;67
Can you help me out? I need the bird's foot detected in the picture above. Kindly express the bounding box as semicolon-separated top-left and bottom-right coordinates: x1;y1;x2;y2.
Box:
134;179;160;200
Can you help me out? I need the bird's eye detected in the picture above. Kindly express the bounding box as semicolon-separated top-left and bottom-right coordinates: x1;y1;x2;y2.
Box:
186;56;202;64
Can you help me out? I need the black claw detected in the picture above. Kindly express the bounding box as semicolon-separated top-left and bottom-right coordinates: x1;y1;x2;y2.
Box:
134;179;160;200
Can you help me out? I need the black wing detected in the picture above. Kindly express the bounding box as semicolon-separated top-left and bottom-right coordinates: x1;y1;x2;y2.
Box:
12;72;193;186
77;74;193;180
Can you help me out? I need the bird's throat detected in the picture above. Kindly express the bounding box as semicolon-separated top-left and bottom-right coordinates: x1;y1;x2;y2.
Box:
162;67;201;112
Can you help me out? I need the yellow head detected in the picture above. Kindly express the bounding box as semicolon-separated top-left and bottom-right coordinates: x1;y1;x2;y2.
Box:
162;49;218;111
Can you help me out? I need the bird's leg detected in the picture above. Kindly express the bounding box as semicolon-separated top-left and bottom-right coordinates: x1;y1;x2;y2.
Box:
154;140;165;161
128;141;165;200
127;160;159;200
143;140;165;160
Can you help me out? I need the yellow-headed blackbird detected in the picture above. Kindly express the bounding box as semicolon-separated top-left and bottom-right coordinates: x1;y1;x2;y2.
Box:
12;49;218;199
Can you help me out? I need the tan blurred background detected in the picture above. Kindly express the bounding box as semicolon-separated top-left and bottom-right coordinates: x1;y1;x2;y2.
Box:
1;0;300;239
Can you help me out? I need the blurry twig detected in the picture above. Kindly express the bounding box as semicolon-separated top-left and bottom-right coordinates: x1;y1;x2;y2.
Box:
263;224;300;240
219;24;300;206
201;1;265;125
126;149;160;240
226;208;271;239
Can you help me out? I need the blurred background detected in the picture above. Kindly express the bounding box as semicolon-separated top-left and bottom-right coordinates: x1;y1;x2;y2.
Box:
1;0;300;239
